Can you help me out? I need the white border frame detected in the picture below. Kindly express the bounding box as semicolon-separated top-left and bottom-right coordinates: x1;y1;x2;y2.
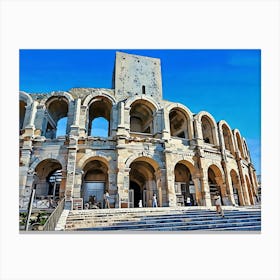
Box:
1;1;279;280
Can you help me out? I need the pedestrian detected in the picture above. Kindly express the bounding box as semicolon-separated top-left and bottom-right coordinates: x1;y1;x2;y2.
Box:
104;190;110;209
214;191;224;218
138;199;143;208
152;193;157;207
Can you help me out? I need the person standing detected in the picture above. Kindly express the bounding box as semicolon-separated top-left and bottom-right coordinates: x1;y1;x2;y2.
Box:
214;192;224;218
152;193;158;207
104;190;110;209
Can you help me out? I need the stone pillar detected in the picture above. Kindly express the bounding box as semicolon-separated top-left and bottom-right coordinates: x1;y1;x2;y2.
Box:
70;99;81;136
117;167;130;208
24;101;38;136
64;137;78;210
235;154;250;205
33;104;46;136
162;108;170;140
164;151;176;207
192;176;202;206
79;105;88;138
59;170;67;199
117;102;129;137
221;162;235;205
200;176;212;207
73;171;82;198
155;169;163;207
108;170;118;207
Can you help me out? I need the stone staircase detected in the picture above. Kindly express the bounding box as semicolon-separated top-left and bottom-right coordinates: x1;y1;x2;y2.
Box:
60;206;261;232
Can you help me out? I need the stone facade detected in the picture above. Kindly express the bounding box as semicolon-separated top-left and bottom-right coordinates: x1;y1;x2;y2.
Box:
19;51;259;210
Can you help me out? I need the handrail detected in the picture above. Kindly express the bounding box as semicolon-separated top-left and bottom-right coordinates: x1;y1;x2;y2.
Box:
42;198;65;231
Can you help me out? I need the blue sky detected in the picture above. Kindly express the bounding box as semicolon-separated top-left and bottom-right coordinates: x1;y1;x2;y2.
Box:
20;49;261;174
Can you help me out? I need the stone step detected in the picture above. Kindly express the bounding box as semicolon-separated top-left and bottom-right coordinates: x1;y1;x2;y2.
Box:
66;216;260;230
66;210;260;220
73;220;261;231
64;207;261;231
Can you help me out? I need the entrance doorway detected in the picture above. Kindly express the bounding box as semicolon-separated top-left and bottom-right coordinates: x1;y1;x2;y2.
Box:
129;181;142;207
82;181;105;207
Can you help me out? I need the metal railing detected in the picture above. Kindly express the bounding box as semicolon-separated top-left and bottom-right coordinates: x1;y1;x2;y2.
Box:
42;198;65;231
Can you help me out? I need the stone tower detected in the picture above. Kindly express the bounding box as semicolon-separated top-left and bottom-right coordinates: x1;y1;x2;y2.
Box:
113;51;163;102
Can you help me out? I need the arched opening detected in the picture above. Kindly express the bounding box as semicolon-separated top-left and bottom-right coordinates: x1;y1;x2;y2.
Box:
56;117;67;137
236;133;245;158
44;97;69;139
19;100;27;134
201;116;215;145
88;97;112;137
129;159;157;207
174;162;196;206
222;124;234;155
130;100;156;134
230;169;242;206
245;175;254;205
169;108;189;139
82;159;109;208
243;140;250;161
90;117;109;137
208;165;224;206
34;159;63;199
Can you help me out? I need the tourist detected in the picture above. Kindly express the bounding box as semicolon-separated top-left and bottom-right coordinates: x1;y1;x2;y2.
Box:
152;193;157;207
104;190;110;209
138;199;143;208
214;192;224;218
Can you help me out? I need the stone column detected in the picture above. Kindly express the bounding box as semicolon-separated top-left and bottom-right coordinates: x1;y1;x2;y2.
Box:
192;176;202;206
79;105;88;138
164;151;176;207
235;153;250;205
73;171;82;198
162;108;170;140
108;169;118;207
117;167;130;208
155;169;163;207
70;98;81;136
64;137;78;210
33;104;46;136
116;102;129;137
24;101;38;136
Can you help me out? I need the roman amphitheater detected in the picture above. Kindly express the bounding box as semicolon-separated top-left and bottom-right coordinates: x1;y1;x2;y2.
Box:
19;51;259;211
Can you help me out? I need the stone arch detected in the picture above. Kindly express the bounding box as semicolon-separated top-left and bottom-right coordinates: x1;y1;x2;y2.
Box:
128;98;158;134
243;138;250;161
33;158;63;198
174;160;197;206
128;156;160;207
125;153;162;170
77;153;112;172
19;91;33;106
195;111;219;146
19;92;33;133
233;129;245;158
85;95;114;137
230;169;243;205
125;95;160;111
80;156;110;207
218;120;235;155
207;164;225;205
82;91;116;107
167;103;194;140
245;174;254;205
44;95;71;138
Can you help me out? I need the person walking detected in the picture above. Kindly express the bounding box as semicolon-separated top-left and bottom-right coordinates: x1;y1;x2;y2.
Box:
152;193;158;207
104;190;110;209
214;191;224;218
